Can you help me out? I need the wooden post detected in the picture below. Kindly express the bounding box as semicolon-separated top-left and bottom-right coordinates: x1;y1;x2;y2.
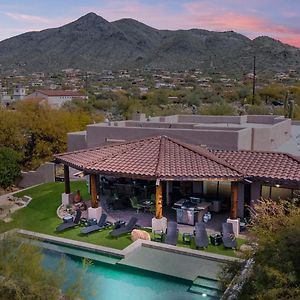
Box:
155;180;163;219
230;182;238;219
63;165;70;194
90;174;98;208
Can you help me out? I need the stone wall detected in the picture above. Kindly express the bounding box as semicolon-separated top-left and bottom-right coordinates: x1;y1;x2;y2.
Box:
18;162;56;188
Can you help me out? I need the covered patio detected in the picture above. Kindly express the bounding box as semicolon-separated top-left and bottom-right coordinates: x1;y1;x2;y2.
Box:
55;135;244;234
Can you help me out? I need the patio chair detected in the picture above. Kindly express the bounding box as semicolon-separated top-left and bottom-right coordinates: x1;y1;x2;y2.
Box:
80;213;111;234
110;216;138;237
194;222;209;248
164;221;179;246
222;222;237;249
56;210;82;232
130;196;143;213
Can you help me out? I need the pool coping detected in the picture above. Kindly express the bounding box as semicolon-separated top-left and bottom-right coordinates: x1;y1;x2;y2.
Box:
15;229;241;263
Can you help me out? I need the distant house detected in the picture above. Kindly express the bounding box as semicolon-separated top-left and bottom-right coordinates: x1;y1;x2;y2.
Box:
13;84;27;101
26;89;87;108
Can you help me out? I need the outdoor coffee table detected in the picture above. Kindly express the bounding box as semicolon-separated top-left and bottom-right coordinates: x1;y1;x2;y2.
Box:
209;233;223;246
182;233;192;245
87;218;97;226
141;200;154;213
63;215;73;223
114;220;126;229
153;230;163;242
79;217;88;226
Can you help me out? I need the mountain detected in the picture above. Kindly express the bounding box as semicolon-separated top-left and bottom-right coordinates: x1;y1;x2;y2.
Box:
0;12;299;76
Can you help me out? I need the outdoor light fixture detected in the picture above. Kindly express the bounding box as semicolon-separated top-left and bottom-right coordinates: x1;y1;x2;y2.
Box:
275;184;280;188
73;171;85;178
244;179;253;184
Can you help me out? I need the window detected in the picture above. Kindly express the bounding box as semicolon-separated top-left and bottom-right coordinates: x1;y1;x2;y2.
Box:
218;181;231;201
261;185;271;199
204;181;218;199
271;187;292;200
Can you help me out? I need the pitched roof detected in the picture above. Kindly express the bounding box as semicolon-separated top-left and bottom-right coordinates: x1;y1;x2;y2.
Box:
37;89;85;97
55;136;243;180
213;150;300;184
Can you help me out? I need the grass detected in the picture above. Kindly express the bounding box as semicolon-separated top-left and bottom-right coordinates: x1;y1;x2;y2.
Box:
0;181;246;255
177;234;246;257
0;181;132;250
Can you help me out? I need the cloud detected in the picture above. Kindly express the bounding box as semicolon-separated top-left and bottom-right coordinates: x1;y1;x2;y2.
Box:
1;0;300;48
5;12;51;24
79;0;300;47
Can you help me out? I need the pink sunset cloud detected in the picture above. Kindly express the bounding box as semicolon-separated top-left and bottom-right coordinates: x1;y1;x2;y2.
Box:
2;1;299;48
5;12;51;24
86;0;300;48
182;2;300;45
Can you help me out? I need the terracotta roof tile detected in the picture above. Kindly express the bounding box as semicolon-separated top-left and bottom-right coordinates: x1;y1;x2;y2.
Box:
55;136;243;180
56;136;300;184
213;150;300;184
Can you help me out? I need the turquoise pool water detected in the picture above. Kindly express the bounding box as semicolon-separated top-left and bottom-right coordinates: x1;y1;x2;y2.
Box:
38;241;222;300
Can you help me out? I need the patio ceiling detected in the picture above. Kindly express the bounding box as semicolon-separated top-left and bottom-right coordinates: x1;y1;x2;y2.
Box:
55;136;244;181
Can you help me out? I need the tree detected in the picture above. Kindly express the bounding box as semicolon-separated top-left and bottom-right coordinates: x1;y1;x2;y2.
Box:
199;100;237;115
0;235;88;300
221;199;300;300
0;147;21;189
0;99;104;169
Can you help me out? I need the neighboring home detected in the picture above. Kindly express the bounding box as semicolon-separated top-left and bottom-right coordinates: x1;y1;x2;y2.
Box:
67;113;293;154
13;84;27;101
26;89;87;108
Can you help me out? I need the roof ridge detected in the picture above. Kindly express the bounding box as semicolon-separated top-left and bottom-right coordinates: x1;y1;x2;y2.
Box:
154;136;165;178
165;136;245;176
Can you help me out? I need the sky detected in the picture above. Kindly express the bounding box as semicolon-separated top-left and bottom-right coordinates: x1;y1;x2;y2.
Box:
0;0;299;47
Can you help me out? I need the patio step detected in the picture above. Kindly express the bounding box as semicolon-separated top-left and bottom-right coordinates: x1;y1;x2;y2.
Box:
188;285;222;298
193;276;220;290
188;276;222;298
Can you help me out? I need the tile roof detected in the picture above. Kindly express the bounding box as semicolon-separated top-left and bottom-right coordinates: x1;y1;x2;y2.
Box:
213;150;300;184
38;89;85;97
55;136;243;180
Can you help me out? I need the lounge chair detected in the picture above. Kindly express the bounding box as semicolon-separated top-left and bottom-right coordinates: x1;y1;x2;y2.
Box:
194;222;209;248
164;221;178;246
56;210;82;232
110;216;138;237
80;213;111;234
222;222;237;249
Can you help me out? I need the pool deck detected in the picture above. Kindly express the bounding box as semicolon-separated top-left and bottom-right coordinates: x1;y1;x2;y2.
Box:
16;229;241;282
119;245;225;281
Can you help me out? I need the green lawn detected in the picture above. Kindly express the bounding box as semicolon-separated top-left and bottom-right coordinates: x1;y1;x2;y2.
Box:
0;181;132;250
0;181;246;255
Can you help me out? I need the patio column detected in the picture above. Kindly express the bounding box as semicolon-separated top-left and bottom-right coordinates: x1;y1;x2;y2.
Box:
64;165;70;194
155;180;163;219
90;174;98;208
230;182;238;219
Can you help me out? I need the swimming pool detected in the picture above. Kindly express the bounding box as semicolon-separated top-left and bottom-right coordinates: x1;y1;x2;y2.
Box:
28;238;224;300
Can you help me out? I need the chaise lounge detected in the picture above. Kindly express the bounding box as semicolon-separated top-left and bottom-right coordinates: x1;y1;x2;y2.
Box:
222;222;237;249
194;222;209;248
80;213;111;234
164;221;178;246
56;210;82;232
109;216;138;237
